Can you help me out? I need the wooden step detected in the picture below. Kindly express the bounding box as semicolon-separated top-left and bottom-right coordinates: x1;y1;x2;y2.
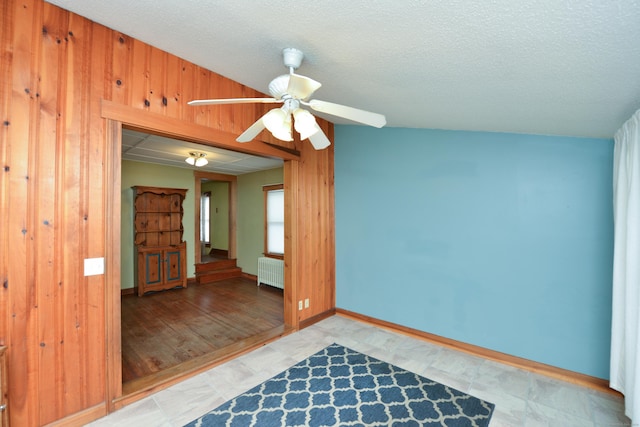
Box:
195;259;242;284
197;267;243;284
196;258;237;273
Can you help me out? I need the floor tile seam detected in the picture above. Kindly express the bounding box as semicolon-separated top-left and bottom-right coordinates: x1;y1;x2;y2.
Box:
526;397;595;424
162;386;227;427
143;395;173;426
376;329;602;420
586;392;631;426
460;356;482;393
468;387;528;425
585;392;603;425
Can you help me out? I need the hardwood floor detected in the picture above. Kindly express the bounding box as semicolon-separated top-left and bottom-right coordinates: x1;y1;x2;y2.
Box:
121;276;284;384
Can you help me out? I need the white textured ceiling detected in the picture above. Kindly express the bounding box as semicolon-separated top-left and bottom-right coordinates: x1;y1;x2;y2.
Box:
47;0;640;139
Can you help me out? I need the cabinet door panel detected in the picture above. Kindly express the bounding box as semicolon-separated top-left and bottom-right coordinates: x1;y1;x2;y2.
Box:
142;251;163;285
165;248;183;283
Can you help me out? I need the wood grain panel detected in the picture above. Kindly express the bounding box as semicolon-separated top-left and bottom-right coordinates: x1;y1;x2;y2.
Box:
5;1;42;425
86;15;109;411
38;4;66;423
0;0;11;357
193;65;211;127
111;33;133;106
1;0;336;424
294;125;336;321
147;47;163;114
164;52;181;118
61;11;92;419
105;119;123;411
212;69;231;128
180;59;196;122
130;38;150;110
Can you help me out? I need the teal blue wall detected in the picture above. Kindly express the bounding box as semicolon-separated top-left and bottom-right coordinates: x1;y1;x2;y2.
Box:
334;126;614;379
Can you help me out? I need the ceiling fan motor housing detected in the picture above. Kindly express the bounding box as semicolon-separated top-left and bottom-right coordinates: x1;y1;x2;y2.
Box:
268;75;291;99
282;48;304;70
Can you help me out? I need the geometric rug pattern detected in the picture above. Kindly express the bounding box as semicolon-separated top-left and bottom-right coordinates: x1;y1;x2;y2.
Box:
184;343;495;427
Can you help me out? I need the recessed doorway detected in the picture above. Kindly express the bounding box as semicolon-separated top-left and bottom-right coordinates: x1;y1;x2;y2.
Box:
114;123;291;402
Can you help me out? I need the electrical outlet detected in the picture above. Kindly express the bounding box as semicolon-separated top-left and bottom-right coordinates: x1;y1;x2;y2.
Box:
298;300;303;311
304;298;309;309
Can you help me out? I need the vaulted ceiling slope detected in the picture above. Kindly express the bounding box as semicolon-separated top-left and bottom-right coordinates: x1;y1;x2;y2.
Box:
46;0;640;139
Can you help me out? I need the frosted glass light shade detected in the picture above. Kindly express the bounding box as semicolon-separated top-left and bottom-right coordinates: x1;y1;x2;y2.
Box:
185;152;208;167
293;108;319;140
263;108;292;141
263;108;286;131
194;156;208;167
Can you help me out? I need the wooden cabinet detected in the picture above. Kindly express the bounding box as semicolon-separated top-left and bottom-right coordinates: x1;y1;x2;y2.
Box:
133;186;188;296
137;243;187;296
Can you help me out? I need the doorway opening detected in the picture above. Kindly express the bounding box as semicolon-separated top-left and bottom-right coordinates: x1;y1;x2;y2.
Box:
115;124;293;398
196;174;233;265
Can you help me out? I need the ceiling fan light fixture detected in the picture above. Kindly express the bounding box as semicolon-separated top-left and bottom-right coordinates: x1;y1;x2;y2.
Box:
185;151;208;167
188;47;386;150
271;129;292;141
271;119;293;141
293;108;319;140
263;108;293;141
262;108;286;132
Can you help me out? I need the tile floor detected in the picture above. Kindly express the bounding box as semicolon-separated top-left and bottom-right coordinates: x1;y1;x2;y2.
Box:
87;315;631;426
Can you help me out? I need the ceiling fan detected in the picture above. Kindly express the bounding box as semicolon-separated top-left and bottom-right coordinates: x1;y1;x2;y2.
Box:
188;48;386;150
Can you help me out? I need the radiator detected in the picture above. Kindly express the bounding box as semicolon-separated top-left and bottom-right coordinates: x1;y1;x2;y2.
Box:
257;257;284;289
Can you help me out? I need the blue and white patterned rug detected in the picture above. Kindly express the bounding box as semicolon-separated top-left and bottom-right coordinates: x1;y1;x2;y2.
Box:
184;343;495;427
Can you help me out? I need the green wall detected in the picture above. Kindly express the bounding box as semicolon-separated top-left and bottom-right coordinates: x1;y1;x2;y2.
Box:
204;180;229;250
121;160;197;289
237;168;284;275
121;160;283;289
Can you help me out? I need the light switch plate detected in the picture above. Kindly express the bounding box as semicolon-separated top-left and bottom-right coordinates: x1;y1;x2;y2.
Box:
84;257;105;276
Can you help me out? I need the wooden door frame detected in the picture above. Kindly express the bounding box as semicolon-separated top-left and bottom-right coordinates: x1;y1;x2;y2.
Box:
193;172;237;264
103;102;298;412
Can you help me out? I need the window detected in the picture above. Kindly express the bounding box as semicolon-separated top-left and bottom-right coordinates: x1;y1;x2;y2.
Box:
264;184;284;257
200;191;210;244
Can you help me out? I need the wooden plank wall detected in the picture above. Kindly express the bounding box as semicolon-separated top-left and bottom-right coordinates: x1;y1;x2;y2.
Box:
0;0;336;425
296;124;336;322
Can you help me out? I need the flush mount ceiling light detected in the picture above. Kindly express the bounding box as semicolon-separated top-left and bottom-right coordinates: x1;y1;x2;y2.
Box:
185;151;208;167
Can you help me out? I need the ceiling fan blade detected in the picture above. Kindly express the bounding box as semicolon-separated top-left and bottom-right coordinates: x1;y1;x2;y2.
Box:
188;97;281;106
287;74;322;100
236;116;267;142
308;126;331;150
306;99;386;128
